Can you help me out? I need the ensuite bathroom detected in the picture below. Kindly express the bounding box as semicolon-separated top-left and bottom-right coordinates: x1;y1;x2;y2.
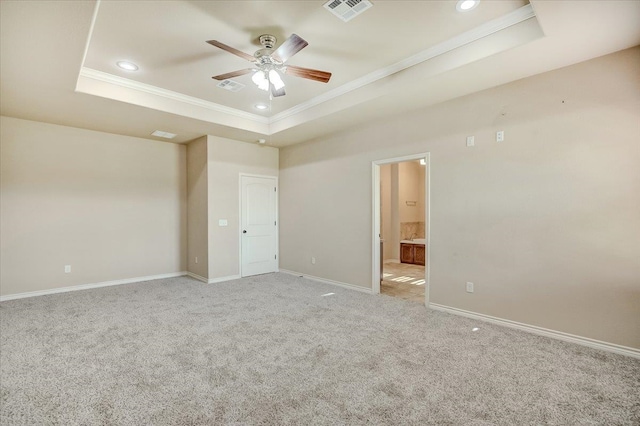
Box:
380;159;427;303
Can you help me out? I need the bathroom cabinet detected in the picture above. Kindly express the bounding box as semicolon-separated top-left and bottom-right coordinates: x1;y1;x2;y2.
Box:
400;243;425;266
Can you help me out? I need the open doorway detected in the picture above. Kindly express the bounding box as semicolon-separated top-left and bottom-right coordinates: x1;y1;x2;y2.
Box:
372;154;430;306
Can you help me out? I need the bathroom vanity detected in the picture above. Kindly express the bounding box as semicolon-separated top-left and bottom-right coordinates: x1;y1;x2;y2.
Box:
400;240;425;266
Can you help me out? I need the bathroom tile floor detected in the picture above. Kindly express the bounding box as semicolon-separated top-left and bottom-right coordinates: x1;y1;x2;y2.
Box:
381;261;425;303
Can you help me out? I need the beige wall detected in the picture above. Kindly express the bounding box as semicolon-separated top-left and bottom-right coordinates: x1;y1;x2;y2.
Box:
389;164;400;259
189;136;278;280
0;116;187;296
381;161;427;260
398;161;425;225
186;136;208;279
207;135;279;279
279;48;640;349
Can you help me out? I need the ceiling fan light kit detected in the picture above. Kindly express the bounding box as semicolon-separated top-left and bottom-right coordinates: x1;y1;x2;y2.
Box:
268;70;285;90
207;33;332;97
252;70;270;91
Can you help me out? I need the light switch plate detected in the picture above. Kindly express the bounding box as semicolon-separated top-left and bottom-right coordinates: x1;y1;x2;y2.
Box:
466;136;475;147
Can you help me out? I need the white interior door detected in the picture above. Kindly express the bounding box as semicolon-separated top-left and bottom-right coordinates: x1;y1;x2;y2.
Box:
241;175;278;277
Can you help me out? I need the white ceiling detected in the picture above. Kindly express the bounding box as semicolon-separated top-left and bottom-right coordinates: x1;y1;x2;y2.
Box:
83;0;527;114
1;1;639;147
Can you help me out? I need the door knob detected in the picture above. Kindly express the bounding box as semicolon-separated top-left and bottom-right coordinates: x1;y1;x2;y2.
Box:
243;230;247;233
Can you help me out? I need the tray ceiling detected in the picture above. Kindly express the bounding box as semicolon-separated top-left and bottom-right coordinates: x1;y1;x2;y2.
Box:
2;1;639;146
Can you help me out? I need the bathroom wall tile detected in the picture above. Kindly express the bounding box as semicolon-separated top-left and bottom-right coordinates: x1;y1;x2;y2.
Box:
400;222;425;239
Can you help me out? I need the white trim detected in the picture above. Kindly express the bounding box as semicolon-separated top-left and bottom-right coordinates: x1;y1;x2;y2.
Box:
0;272;187;302
79;0;101;72
238;173;242;278
372;153;431;307
279;270;373;294
372;162;381;294
425;156;431;307
239;173;279;278
79;68;270;124
237;173;279;179
208;275;241;284
374;153;432;166
429;303;640;359
186;271;208;283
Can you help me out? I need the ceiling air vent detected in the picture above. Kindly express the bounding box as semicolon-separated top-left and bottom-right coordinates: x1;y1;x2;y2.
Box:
324;0;373;22
151;130;177;139
216;79;245;92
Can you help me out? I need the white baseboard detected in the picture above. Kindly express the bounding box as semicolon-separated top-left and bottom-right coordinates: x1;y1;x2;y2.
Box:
186;272;241;284
429;303;640;359
384;259;400;264
280;269;373;294
0;272;188;302
208;275;240;284
186;272;208;283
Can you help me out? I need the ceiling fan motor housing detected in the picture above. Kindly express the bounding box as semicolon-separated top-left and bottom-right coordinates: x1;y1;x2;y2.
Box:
254;49;275;61
259;34;277;49
255;35;279;63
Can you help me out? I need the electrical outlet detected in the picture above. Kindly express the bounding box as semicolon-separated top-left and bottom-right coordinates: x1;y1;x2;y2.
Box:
311;257;316;265
496;130;504;142
195;257;198;264
466;136;475;147
64;265;71;273
466;282;474;293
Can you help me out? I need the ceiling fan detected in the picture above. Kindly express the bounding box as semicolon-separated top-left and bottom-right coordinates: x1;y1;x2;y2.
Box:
207;34;332;98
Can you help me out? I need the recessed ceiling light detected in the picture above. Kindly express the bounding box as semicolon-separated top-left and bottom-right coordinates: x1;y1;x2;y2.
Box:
116;61;139;71
456;0;479;12
254;103;269;110
151;130;176;139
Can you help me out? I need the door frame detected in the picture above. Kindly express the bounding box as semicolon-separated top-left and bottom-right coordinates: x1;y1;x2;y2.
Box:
239;173;279;277
372;153;430;306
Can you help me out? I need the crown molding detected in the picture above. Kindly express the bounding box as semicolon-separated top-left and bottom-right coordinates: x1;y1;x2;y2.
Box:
78;67;270;125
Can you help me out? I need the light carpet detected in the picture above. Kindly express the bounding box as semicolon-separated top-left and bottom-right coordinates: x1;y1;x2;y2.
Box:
1;273;638;425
